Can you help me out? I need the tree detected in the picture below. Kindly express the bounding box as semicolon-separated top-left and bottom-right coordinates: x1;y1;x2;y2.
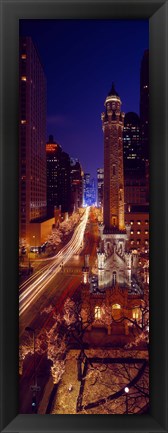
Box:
20;296;149;413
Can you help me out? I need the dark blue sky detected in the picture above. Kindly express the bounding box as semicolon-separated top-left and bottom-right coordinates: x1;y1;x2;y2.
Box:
20;19;149;178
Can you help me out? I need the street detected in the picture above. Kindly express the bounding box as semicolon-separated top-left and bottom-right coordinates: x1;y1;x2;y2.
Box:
19;208;99;413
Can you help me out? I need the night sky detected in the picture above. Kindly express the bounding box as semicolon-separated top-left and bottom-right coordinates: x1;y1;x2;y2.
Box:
20;20;149;178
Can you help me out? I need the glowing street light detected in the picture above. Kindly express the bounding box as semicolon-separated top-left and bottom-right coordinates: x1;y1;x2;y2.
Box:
124;386;129;414
33;235;36;253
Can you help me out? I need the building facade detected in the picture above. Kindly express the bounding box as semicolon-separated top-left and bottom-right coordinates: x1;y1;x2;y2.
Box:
123;112;141;166
19;37;47;246
97;168;104;208
46;135;71;215
124;166;147;206
46;135;62;216
102;83;125;230
140;49;149;161
70;158;83;211
125;205;149;252
83;173;96;207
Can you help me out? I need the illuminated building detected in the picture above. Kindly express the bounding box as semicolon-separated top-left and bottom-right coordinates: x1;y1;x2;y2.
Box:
102;83;125;230
98;83;130;288
19;37;47;246
140;49;149;202
46;135;71;215
46;135;62;215
140;49;149;161
70;158;83;211
81;84;146;336
60;151;71;213
83;173;91;206
125;205;149;252
97;168;104;208
123;112;141;166
91;178;96;206
83;173;96;206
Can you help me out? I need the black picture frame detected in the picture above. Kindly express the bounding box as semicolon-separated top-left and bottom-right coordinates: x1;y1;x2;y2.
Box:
0;0;168;432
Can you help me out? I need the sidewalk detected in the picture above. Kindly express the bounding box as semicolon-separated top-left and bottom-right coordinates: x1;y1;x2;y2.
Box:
37;376;54;414
51;350;81;414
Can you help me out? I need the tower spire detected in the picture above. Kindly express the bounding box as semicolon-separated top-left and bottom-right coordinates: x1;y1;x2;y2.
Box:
108;82;119;97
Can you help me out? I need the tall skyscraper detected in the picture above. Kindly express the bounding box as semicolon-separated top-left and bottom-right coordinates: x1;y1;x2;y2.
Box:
101;83;125;231
123;112;141;167
46;135;71;214
19;37;47;246
59;151;71;213
46;135;62;215
140;49;149;161
83;173;96;207
123;112;147;206
83;173;91;206
70;158;83;211
97;168;104;208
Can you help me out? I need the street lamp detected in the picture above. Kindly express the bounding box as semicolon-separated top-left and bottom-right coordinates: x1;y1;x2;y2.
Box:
124;386;129;414
33;235;36;253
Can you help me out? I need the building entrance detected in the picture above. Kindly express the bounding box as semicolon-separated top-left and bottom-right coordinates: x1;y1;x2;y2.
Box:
112;303;122;321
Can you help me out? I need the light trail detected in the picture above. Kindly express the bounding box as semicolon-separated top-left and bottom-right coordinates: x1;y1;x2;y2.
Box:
19;207;90;316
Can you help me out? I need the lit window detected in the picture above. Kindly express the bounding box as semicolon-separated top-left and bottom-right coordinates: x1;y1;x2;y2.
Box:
130;240;134;245
137;230;141;234
145;240;149;245
112;304;121;310
21;120;26;124
137;240;141;245
132;308;139;319
130;221;134;225
95;306;101;320
145;220;149;225
130;230;134;234
145;230;148;235
21;54;27;60
137;221;141;225
21;76;27;81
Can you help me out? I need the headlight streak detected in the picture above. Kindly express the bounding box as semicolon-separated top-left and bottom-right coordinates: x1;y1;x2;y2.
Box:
20;213;87;290
19;207;90;316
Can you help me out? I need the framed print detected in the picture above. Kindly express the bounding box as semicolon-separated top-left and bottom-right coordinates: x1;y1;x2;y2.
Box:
0;0;168;432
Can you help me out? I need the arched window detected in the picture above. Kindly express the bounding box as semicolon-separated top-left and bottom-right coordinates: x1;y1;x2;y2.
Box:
112;304;121;310
112;271;117;286
132;307;140;319
112;217;116;226
95;306;101;320
112;304;122;320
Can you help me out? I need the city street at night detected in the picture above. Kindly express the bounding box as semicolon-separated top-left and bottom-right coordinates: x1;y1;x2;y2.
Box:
19;207;100;413
19;20;149;415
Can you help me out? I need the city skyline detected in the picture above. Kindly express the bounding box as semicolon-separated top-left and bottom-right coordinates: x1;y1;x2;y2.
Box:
20;19;149;178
